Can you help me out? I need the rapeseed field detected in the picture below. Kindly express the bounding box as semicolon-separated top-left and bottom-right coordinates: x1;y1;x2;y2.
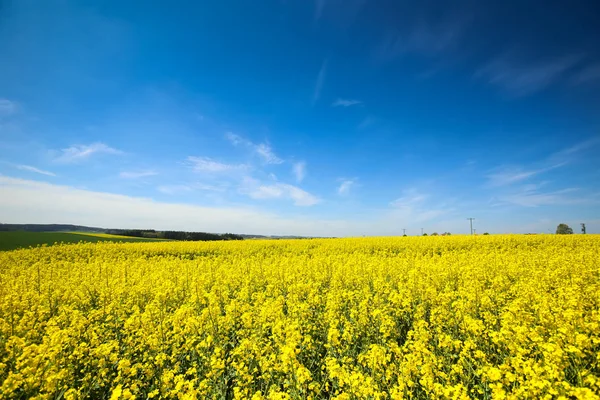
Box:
0;235;598;399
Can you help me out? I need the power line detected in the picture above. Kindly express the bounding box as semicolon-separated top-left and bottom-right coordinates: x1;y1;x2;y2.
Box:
467;218;475;235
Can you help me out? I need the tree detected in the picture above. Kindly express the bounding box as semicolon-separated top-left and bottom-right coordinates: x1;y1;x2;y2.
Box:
422;233;428;236
556;223;573;234
431;232;438;236
483;232;490;235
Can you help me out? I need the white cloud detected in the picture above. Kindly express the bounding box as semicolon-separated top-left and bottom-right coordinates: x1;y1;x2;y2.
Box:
187;156;247;173
376;19;465;62
314;0;325;21
337;179;356;196
225;132;244;146
225;133;283;164
390;188;428;207
119;170;158;179
242;178;320;206
0;176;335;235
0;99;17;117
3;176;586;235
485;167;541;187
499;187;585;207
475;55;581;96
486;139;598;188
15;164;56;177
293;161;306;183
332;98;362;107
313;60;328;104
157;185;192;195
389;188;450;223
194;183;228;192
357;116;376;130
571;63;600;85
552;137;600;158
255;143;283;164
56;142;123;163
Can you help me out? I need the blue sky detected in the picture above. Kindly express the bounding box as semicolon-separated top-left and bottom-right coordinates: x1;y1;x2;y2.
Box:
1;0;599;235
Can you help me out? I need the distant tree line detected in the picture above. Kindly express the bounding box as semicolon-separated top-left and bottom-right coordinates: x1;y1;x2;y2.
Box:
0;224;102;232
106;229;244;241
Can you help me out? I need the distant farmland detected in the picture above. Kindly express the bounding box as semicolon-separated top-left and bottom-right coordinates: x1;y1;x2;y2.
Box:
0;231;167;251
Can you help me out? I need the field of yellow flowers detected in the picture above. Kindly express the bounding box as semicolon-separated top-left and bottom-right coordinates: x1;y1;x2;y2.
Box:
0;235;599;399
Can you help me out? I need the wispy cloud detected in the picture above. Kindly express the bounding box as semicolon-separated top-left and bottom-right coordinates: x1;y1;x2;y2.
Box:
225;133;284;164
293;161;306;183
313;60;328;104
16;164;56;177
376;19;464;62
389;188;450;223
119;170;158;179
242;178;320;206
475;55;582;96
194;182;229;192
0;176;356;236
499;187;586;207
157;185;192;195
337;179;356;196
390;188;429;207
571;63;600;85
255;143;283;164
357;116;376;130
187;156;247;173
55;142;123;163
332;98;362;107
486;138;599;187
0;99;17;117
314;0;325;21
486;167;548;187
552;137;600;158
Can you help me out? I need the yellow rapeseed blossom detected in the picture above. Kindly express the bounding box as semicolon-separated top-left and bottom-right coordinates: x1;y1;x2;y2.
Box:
0;235;599;398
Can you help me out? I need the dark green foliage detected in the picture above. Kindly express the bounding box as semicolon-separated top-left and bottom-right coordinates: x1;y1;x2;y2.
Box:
556;224;573;235
105;230;244;241
0;232;161;251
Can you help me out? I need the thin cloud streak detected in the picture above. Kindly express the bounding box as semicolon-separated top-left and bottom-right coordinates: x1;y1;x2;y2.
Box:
293;161;306;183
55;142;123;163
332;98;362;107
16;164;56;177
119;170;158;179
499;187;587;207
0;99;17;117
187;156;247;173
225;133;283;164
313;60;328;104
571;63;600;85
241;177;320;206
376;18;466;63
475;55;582;96
337;179;356;196
486;138;599;187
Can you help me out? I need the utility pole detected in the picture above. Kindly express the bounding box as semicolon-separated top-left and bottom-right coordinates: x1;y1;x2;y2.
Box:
402;228;406;236
467;218;475;235
421;228;424;236
581;223;586;234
